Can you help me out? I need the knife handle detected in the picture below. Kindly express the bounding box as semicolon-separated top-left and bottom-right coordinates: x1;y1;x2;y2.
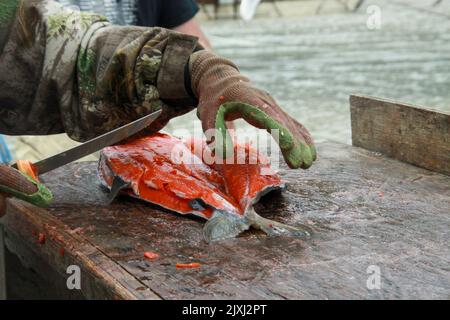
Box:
0;165;53;207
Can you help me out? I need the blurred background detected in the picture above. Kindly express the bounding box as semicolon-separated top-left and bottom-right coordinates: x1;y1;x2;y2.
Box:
2;0;450;162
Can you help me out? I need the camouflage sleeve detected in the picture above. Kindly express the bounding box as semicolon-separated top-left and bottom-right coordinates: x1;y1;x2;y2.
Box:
0;0;199;141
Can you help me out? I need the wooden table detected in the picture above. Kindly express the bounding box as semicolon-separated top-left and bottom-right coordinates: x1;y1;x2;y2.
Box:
1;96;449;299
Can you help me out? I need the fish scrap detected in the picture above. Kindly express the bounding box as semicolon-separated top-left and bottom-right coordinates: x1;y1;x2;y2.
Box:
98;132;310;241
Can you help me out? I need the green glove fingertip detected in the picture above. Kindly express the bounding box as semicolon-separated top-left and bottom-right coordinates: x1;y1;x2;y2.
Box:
283;143;314;169
310;145;317;162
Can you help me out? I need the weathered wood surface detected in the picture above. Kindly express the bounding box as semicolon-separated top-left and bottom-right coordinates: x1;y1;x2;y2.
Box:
1;201;160;299
1;141;450;299
351;94;450;176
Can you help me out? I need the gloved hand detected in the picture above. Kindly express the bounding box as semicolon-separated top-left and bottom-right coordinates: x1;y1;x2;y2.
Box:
189;50;316;169
0;165;53;212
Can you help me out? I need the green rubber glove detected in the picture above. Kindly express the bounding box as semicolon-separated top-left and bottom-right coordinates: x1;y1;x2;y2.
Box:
0;165;53;207
189;50;316;169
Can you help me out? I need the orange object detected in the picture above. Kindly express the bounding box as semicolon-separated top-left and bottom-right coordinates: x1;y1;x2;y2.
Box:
98;133;284;241
144;251;159;260
99;133;281;218
176;263;201;269
16;160;39;182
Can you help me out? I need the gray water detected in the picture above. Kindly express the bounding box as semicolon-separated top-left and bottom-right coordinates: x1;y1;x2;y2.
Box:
169;0;450;144
7;0;450;162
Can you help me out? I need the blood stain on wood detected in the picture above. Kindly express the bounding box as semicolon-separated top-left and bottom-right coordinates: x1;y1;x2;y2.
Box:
176;263;201;269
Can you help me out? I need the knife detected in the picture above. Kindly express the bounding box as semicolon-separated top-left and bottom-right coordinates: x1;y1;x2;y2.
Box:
2;109;161;207
14;109;162;175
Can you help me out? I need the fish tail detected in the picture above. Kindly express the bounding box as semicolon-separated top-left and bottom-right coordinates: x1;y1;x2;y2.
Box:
246;207;312;239
107;176;131;204
203;210;251;242
203;207;312;242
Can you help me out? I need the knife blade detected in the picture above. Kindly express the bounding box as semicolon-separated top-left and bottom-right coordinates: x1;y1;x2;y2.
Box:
21;109;162;175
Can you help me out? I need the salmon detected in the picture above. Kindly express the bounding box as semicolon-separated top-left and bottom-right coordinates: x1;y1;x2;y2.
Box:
98;132;310;241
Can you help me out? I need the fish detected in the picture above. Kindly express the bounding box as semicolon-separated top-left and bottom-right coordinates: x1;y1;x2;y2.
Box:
98;132;311;242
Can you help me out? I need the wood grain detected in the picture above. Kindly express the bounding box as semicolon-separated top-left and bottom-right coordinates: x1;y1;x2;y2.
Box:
2;200;160;299
351;94;450;176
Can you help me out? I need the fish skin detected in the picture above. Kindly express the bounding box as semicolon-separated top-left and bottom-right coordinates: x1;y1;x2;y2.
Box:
98;132;311;241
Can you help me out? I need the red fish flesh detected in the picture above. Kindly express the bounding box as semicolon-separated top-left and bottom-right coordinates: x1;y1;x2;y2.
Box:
98;133;310;241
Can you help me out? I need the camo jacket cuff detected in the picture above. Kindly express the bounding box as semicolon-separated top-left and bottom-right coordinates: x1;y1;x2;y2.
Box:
156;32;199;106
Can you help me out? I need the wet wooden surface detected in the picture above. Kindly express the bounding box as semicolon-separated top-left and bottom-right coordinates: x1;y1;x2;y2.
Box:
1;141;449;299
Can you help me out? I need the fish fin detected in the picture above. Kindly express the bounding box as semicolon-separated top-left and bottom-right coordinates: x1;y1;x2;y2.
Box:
189;198;207;211
203;211;251;242
247;207;312;239
108;176;131;204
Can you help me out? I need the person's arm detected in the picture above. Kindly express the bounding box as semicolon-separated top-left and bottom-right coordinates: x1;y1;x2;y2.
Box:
0;0;200;141
1;1;316;166
0;0;202;210
0;0;316;210
174;18;212;51
154;0;212;50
